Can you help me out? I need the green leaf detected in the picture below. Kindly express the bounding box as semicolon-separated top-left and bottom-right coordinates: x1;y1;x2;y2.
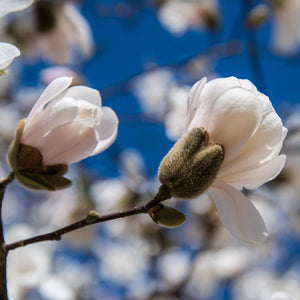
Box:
149;204;186;228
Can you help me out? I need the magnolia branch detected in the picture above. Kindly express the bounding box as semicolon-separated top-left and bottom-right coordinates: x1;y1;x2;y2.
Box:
0;172;15;300
4;184;171;251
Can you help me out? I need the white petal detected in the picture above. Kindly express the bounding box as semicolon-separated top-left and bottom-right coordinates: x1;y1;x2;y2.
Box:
0;42;20;70
185;77;207;131
36;121;98;165
62;2;93;58
39;30;71;65
0;0;33;18
23;97;78;146
219;155;286;190
209;181;268;244
25;77;72;126
238;78;258;92
64;86;101;107
188;86;263;160
218;106;287;180
91;107;119;155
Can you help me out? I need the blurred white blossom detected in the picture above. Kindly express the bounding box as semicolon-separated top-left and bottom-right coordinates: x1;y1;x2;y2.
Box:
0;1;93;65
21;76;118;165
6;224;52;299
184;76;287;243
37;1;94;64
133;69;190;140
271;291;295;300
271;0;300;54
234;269;300;300
157;0;219;35
40;66;84;86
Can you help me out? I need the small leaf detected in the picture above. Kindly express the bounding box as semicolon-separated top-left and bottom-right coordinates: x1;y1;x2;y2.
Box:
16;170;55;191
149;204;186;228
44;174;72;190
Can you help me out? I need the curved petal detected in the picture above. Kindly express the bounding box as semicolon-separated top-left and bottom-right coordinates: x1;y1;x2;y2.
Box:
218;106;287;179
25;77;72;125
219;154;286;190
63;2;93;57
36;121;97;165
91;107;119;155
64;85;101;107
22;97;78;146
0;42;20;70
238;78;258;92
0;0;33;18
209;181;268;244
185;77;207;131
188;86;263;161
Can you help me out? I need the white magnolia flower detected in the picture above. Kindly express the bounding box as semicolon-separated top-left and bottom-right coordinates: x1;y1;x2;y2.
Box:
0;0;33;19
184;76;287;243
157;0;219;35
38;2;94;64
21;76;118;165
0;42;20;70
271;0;300;53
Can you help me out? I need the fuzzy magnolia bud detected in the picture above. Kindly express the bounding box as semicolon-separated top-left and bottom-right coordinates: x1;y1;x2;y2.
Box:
148;204;186;227
7;119;71;191
158;127;224;199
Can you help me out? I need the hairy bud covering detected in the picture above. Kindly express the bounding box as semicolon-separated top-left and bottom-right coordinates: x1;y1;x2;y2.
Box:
158;127;224;199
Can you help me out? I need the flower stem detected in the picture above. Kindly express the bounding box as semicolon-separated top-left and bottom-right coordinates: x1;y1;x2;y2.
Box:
4;184;171;251
0;172;15;300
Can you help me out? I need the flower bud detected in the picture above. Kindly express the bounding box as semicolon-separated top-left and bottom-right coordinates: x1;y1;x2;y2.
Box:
86;210;100;224
7;119;71;191
149;204;186;227
158;127;224;199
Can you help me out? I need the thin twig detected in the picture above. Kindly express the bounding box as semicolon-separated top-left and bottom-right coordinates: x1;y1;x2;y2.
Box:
4;184;171;251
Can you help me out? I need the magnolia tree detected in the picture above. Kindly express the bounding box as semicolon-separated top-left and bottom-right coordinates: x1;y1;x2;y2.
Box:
0;74;287;299
0;1;295;300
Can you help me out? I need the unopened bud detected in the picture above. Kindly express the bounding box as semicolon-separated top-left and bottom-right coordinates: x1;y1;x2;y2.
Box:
149;204;186;227
158;127;224;199
7;119;72;191
86;210;100;224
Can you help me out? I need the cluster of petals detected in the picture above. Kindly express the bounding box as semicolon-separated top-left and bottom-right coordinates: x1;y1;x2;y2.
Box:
184;76;287;243
21;76;118;165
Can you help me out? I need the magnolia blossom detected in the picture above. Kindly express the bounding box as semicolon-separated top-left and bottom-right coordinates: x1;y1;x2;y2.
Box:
271;0;300;53
184;76;287;243
0;42;20;70
21;76;118;165
38;1;94;64
157;0;219;35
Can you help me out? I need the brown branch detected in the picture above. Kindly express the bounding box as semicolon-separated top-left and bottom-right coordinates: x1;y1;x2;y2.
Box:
0;172;15;300
4;184;171;252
